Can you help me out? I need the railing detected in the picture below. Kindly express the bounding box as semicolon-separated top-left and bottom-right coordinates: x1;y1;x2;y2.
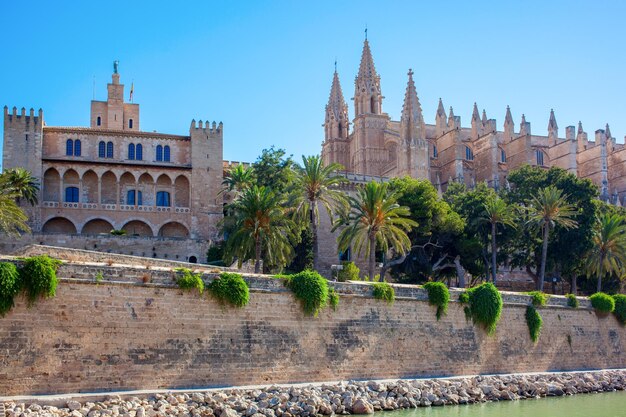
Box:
41;201;190;213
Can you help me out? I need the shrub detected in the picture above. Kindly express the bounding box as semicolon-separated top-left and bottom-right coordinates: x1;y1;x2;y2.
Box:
20;255;61;305
372;282;395;304
206;242;224;264
95;271;103;284
590;292;615;314
423;281;450;320
462;283;503;335
175;268;204;295
526;291;550;307
110;229;126;236
328;288;339;311
612;294;626;325
525;305;543;343
566;293;579;308
0;262;21;316
208;272;249;307
337;262;359;282
284;270;329;316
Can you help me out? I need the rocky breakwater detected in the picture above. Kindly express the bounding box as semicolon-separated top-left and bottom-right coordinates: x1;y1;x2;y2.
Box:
4;370;626;417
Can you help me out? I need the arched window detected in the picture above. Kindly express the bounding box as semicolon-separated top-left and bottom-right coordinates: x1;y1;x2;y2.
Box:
164;145;170;162
501;148;506;163
536;149;545;166
128;143;135;160
127;190;136;205
465;146;474;161
66;139;73;156
156;145;163;162
98;141;105;158
106;142;114;158
96;116;101;126
65;186;79;203
156;191;171;207
74;139;81;156
433;145;438;158
128;119;133;129
136;144;143;161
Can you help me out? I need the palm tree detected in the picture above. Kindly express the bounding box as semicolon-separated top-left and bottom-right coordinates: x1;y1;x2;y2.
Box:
221;164;254;195
477;197;517;285
290;155;348;271
0;174;30;236
527;186;578;291
224;185;296;273
337;181;417;281
585;213;626;292
1;168;39;206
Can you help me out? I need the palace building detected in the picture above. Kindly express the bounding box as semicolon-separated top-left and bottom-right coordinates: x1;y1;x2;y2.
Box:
1;66;224;262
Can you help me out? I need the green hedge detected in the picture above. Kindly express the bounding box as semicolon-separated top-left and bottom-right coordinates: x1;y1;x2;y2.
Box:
525;305;543;343
460;283;503;335
0;262;21;316
208;272;249;307
337;262;359;282
328;288;340;311
20;255;61;305
372;282;395;304
566;293;579;308
612;294;626;325
590;292;615;314
526;291;550;307
175;268;204;295
423;281;450;320
284;270;329;316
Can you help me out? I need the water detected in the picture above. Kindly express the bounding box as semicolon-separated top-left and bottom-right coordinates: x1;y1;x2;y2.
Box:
373;391;626;417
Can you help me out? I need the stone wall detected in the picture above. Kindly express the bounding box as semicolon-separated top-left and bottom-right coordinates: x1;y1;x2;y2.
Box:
0;265;624;397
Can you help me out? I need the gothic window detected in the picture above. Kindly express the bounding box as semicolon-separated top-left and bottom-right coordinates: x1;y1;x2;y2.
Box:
97;116;101;126
98;141;105;158
501;148;506;163
106;142;114;158
74;140;81;156
536;149;545;166
156;191;171;207
127;190;135;205
136;144;143;161
433;145;438;158
156;145;163;162
164;145;170;162
65;186;79;203
465;146;474;161
128;143;135;160
128;119;133;129
66;139;73;156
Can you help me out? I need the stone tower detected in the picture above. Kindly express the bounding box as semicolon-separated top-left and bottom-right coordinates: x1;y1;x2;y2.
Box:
350;38;390;175
321;68;350;169
397;69;429;179
190;120;223;240
90;65;139;131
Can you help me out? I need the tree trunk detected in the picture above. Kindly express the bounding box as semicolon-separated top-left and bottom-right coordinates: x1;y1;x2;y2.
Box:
491;222;498;285
310;201;319;272
597;253;604;293
454;255;466;288
570;275;577;295
538;222;550;291
380;250;408;282
254;237;262;274
369;234;377;281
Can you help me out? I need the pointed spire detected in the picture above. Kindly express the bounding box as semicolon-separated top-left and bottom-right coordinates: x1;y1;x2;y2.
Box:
436;98;446;118
481;109;488;125
356;39;379;91
606;123;612;139
505;106;513;124
472;103;480;122
327;68;347;119
448;106;455;120
324;68;349;142
548;109;558;131
578;121;584;134
400;68;424;141
354;38;382;115
448;106;458;129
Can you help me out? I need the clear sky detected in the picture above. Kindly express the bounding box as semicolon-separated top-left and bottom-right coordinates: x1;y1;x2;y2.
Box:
1;0;625;164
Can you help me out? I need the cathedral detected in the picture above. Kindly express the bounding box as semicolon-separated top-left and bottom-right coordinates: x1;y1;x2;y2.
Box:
321;38;626;204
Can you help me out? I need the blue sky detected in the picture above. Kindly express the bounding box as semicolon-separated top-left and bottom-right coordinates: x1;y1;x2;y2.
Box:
1;1;625;164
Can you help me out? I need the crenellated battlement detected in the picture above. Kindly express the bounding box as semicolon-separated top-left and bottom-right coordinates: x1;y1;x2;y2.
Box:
189;119;223;136
4;106;44;130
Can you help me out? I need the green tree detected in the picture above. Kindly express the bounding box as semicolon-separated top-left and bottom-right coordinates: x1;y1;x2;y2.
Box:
1;167;39;206
585;213;626;292
221;164;254;195
527;186;578;291
337;181;417;281
0;174;30;237
290;155;348;271
223;185;297;273
477;197;517;284
252;146;295;193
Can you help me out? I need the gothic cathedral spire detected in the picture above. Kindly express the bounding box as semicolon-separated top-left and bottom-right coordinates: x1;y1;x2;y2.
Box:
353;39;383;116
324;69;349;142
400;69;425;143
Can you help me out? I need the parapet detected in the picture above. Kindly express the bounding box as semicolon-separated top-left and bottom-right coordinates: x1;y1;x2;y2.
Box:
4;106;44;131
189;119;223;137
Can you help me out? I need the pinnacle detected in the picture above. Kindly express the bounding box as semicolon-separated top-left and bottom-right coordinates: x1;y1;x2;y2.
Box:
606;123;612;138
505;105;514;125
472;103;480;121
482;109;488;124
437;98;446;118
326;70;347;120
548;109;558;131
357;39;379;86
578;121;584;134
401;69;424;133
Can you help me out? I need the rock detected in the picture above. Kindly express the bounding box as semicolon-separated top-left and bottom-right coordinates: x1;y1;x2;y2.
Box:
220;408;239;417
68;401;82;411
351;399;374;414
136;408;145;417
